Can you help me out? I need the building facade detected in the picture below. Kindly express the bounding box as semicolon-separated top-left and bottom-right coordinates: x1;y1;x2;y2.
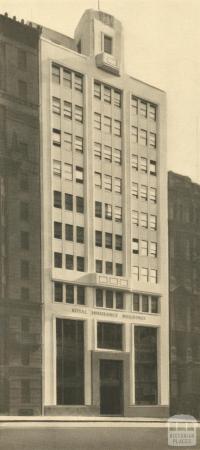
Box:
169;171;200;418
0;14;42;415
0;8;169;417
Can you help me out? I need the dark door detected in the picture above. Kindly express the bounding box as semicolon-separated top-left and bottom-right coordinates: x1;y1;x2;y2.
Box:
100;359;123;415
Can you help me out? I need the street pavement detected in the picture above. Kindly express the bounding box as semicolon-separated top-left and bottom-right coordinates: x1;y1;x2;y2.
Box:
0;423;200;450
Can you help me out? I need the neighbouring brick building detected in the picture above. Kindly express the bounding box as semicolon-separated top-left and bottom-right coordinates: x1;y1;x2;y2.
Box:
168;171;200;418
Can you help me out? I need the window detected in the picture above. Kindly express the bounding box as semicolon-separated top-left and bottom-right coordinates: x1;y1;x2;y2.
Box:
18;80;27;100
104;116;112;133
141;240;148;256
52;64;60;84
132;266;139;281
76;226;84;243
20;175;29;192
75;105;83;123
75;136;83;153
54;222;62;239
140;129;147;146
116;263;123;276
150;160;156;175
21;231;29;250
19;142;28;159
106;261;113;274
63;101;72;118
54;282;63;302
150;215;157;230
141;185;148;201
141;212;148;228
114;90;121;108
150;187;157;203
94;142;102;159
66;254;74;270
149;132;156;148
97;322;123;350
150;242;157;257
95;230;102;247
104;174;112;191
104;35;112;54
105;233;112;249
54;252;62;268
20;202;29;221
149;104;156;121
21;380;30;403
142;295;149;312
75;73;83;92
18;49;27;70
66;284;74;303
141;267;148;282
96;289;103;307
52;97;61;115
140;101;147;117
141;157;147;173
149;269;157;284
104;86;111;103
77;286;85;305
151;296;158;313
114;120;121;137
95;201;102;218
52;128;61;146
94;81;101;99
133;293;140;311
131;126;138;142
115;177;122;194
94;113;101;130
96;260;103;273
132;154;138;170
135;326;158;405
132;210;139;226
54;191;62;209
132;182;138;198
113;148;121;165
65;224;73;241
76;196;84;213
131;96;138;115
115;206;122;222
116;292;124;309
64;132;72;151
77;256;84;272
104;145;112;162
105;203;112;220
65;193;73;211
115;235;122;251
106;291;113;308
64;163;73;181
75;166;84;184
95;172;102;188
53;160;61;177
132;238;139;254
63;68;71;88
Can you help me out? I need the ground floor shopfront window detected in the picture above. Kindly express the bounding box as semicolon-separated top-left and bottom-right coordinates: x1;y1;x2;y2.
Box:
135;326;158;405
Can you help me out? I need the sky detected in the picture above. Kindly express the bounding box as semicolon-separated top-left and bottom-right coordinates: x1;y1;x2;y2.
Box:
1;0;200;182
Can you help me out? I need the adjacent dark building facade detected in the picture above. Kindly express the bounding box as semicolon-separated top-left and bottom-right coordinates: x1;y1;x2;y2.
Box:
168;171;200;418
0;14;42;415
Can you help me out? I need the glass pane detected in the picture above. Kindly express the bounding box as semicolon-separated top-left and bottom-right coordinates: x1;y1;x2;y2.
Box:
135;327;157;405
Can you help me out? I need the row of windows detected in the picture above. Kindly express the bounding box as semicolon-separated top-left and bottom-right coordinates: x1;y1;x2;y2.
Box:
54;223;84;243
94;81;121;107
131;127;156;148
132;155;157;175
94;172;122;193
133;293;159;313
132;183;157;202
94;142;121;164
132;210;157;230
95;289;124;310
53;161;84;183
94;113;121;136
132;266;158;284
95;231;122;250
54;253;85;271
52;99;84;123
131;97;157;121
132;239;157;257
54;283;85;304
96;260;123;276
53;129;84;151
52;64;83;91
54;191;84;212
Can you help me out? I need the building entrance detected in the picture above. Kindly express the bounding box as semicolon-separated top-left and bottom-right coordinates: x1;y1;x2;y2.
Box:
100;359;123;415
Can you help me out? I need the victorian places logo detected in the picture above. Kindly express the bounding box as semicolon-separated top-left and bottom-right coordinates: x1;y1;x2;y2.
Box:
168;415;197;447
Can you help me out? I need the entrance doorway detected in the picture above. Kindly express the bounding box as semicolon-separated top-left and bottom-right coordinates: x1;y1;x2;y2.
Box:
100;359;123;415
